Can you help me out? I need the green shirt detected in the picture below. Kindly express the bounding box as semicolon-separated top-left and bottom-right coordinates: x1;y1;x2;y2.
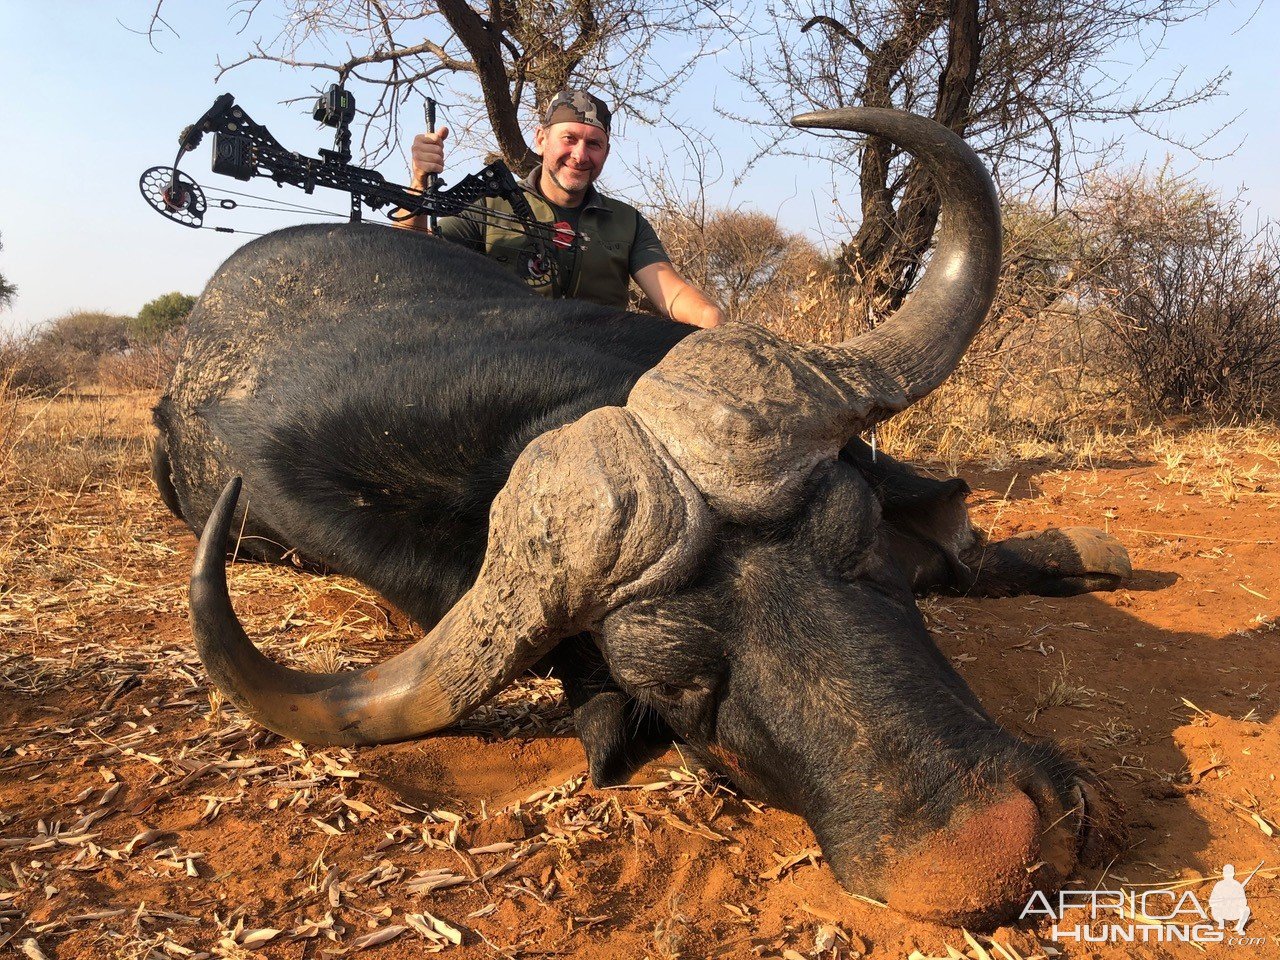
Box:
438;166;668;306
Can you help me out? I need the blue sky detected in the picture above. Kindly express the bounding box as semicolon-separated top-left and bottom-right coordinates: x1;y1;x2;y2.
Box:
1;0;1276;333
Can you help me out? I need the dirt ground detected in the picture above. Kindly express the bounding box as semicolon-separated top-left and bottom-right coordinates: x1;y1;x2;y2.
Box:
2;392;1278;959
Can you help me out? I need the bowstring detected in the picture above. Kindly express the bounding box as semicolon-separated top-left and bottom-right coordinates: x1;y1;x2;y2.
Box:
394;196;566;246
200;197;559;242
202;185;348;218
391;196;572;297
203;187;566;247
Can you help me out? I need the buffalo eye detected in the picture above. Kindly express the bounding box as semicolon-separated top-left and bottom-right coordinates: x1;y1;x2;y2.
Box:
648;680;696;702
638;677;719;739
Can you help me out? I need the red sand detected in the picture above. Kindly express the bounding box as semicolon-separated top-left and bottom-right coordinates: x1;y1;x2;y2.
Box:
3;452;1278;958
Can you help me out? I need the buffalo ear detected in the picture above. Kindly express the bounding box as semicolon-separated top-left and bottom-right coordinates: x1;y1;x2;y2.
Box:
545;636;674;787
795;461;880;577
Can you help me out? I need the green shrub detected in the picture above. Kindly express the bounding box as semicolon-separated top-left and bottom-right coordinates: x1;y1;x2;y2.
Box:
132;292;196;343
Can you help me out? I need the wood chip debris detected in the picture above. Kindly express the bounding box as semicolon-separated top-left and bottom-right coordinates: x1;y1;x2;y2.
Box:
760;846;823;881
342;923;407;952
406;911;464;946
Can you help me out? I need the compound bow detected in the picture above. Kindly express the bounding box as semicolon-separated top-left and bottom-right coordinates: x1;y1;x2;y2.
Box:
140;88;572;292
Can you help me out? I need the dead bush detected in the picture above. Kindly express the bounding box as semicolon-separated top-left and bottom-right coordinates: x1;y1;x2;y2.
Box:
12;311;133;392
0;331;75;396
97;330;182;391
649;208;828;318
643;203;866;339
1078;169;1280;417
40;310;131;356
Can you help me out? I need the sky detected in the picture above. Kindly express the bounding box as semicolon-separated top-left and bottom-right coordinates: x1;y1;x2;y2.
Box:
0;0;1277;333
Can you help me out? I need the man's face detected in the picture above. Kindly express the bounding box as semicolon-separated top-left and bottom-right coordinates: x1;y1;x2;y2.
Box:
535;121;610;196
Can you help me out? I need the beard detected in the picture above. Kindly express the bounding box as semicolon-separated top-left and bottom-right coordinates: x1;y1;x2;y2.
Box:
546;159;597;195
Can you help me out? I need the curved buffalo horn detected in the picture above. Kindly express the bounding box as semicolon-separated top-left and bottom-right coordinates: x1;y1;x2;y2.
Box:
791;107;1001;413
191;407;710;745
192;477;480;742
627;108;1000;522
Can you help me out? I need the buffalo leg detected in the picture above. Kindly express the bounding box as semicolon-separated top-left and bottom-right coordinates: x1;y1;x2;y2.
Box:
842;438;1131;597
842;437;977;592
545;635;673;787
961;528;1132;597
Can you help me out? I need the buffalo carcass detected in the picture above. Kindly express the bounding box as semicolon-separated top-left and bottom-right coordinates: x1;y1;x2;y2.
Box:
153;108;1131;926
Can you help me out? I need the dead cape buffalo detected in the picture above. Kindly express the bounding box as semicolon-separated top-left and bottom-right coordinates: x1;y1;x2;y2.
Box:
152;108;1131;926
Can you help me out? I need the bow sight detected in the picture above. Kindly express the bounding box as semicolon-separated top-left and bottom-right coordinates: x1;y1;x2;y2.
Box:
140;86;570;290
312;84;356;132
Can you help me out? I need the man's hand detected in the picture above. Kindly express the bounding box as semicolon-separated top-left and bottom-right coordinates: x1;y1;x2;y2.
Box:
634;262;725;329
393;126;450;233
410;126;449;190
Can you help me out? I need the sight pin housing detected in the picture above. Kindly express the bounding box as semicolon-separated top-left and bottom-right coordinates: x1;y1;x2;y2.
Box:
313;84;355;129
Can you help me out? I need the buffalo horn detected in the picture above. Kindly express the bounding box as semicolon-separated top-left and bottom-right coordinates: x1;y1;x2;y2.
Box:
191;478;501;742
791;107;1001;416
624;108;1001;523
190;406;708;745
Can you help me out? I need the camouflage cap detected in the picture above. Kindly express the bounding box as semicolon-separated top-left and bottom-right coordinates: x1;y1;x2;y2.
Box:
542;90;612;137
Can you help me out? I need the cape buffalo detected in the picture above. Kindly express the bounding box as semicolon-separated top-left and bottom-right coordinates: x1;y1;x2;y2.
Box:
153;108;1131;926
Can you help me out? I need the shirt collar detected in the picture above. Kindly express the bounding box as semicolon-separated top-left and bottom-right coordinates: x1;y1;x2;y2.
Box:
524;164;608;212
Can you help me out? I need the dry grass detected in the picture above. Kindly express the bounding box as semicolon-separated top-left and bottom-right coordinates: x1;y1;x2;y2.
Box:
0;382;769;957
1027;656;1096;722
872;374;1280;480
0;387;162;644
753;266;1280;475
3;371;1278;958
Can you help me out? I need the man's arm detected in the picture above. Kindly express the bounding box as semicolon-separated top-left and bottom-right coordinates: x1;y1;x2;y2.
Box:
634;262;725;329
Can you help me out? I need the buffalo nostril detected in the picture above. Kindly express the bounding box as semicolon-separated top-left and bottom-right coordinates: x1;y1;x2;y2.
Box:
1048;785;1086;859
1023;777;1086;886
1070;776;1127;866
882;790;1052;928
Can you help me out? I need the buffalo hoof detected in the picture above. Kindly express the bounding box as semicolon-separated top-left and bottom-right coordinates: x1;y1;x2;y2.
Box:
966;527;1132;597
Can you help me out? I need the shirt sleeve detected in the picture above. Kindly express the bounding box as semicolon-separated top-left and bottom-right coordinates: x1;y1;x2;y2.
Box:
436;203;486;253
628;211;670;275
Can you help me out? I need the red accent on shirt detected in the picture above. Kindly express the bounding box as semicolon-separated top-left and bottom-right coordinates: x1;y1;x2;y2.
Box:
552;221;575;250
